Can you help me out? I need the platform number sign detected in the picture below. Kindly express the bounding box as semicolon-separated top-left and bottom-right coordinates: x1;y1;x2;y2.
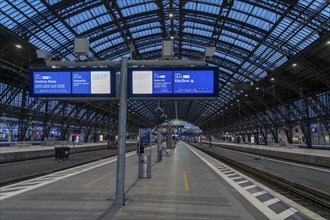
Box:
139;128;151;145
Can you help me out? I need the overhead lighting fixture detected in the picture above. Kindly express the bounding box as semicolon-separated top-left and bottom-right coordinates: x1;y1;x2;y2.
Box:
15;44;22;48
292;63;297;67
245;94;248;97
326;40;330;45
236;99;240;102
169;12;174;18
256;87;260;90
270;77;275;81
51;66;57;68
170;36;174;40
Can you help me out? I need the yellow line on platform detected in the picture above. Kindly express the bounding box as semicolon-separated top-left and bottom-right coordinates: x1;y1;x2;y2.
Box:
83;171;114;188
182;171;190;190
84;171;190;191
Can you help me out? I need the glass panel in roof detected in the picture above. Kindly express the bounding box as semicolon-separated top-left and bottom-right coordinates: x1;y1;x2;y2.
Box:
129;22;161;32
75;19;100;34
111;37;124;45
89;5;107;16
226;55;242;65
229;9;249;22
184;28;212;37
139;45;162;54
67;10;96;27
132;28;161;38
91;32;121;47
245;15;273;32
53;21;75;39
1;6;27;28
184;1;220;15
234;1;255;14
1;17;15;29
29;37;51;51
121;2;158;17
183;21;214;32
95;14;111;26
46;0;61;5
93;41;113;52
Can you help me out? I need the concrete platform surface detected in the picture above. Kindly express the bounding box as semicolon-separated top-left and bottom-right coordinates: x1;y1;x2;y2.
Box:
206;141;330;168
0;142;323;219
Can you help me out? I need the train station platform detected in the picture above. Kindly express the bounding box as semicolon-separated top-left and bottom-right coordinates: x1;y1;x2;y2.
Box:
0;142;322;220
0;141;136;163
203;141;330;168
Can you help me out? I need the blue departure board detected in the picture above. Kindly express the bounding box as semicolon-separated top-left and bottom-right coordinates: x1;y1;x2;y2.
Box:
173;70;214;94
128;67;218;98
152;71;172;94
33;71;71;94
72;71;91;94
72;71;111;94
29;68;115;98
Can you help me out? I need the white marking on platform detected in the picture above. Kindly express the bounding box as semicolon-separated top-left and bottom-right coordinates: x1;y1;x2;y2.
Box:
0;151;136;200
227;174;237;177
223;171;234;174
243;184;257;190
184;143;326;220
278;207;298;219
263;198;280;206
231;176;242;180
252;190;267;197
236;180;249;184
184;143;280;219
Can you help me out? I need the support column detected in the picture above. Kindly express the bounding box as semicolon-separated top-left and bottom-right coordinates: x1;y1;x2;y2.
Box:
115;57;128;205
255;132;259;145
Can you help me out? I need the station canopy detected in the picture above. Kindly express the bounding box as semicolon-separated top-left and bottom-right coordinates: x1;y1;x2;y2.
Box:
0;0;329;130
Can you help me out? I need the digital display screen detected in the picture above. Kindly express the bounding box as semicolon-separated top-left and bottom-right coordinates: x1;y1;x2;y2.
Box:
72;71;111;94
132;70;172;94
173;70;214;94
128;67;218;98
29;68;115;98
72;71;90;94
132;71;153;94
153;71;172;94
33;71;71;94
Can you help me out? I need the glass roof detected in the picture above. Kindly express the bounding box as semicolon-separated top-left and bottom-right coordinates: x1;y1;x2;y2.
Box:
0;0;328;124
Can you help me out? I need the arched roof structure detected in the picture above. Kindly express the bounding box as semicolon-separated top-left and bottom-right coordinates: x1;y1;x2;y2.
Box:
0;0;329;133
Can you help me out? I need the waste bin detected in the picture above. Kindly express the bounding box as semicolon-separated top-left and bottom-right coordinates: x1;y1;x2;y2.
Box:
55;147;70;160
157;149;162;162
138;154;151;178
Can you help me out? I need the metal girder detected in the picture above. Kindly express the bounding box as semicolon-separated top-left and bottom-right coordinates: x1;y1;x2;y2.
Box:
41;0;100;60
102;0;139;59
55;0;102;19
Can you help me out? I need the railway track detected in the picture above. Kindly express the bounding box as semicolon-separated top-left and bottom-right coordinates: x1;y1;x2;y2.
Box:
188;142;330;219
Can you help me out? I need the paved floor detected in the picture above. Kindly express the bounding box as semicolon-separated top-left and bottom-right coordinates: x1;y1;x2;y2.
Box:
210;142;330;157
0;141;137;154
0;142;322;219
